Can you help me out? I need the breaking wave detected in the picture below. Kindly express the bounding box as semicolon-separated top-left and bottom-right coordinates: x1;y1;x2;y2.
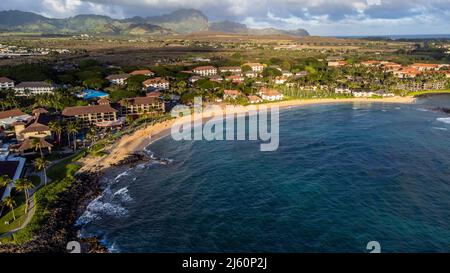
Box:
436;117;450;124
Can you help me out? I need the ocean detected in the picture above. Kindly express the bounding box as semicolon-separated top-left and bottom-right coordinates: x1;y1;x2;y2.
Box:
78;94;450;253
338;34;450;40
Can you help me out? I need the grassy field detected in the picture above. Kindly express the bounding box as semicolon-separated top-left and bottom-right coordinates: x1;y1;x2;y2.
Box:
47;151;84;181
407;89;450;97
0;203;28;234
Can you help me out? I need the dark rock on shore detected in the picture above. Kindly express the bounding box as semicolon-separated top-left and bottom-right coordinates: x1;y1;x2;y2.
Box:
112;152;150;167
432;107;450;114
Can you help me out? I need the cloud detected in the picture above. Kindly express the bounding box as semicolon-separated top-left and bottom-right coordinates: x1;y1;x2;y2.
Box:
0;0;449;35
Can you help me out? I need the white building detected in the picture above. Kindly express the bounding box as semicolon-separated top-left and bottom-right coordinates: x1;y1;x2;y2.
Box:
282;71;293;77
219;66;242;74
106;74;130;85
258;87;284;101
243;63;264;73
0;77;14;89
353;91;376;97
143;77;170;90
247;95;262;104
275;76;288;84
193;66;217;76
0;108;31;129
14;81;55;96
335;88;353;94
223;89;242;100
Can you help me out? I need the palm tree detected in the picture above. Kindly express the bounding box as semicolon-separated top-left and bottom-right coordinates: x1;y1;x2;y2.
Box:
3;196;16;221
67;122;79;150
48;121;62;144
86;127;97;150
15;178;33;213
34;157;50;186
31;138;44;157
0;175;12;217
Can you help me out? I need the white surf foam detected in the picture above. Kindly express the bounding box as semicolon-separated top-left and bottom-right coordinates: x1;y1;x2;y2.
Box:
432;127;448;131
437;117;450;124
113;186;133;202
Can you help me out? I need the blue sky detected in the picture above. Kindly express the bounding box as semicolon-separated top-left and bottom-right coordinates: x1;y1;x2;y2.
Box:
1;0;449;36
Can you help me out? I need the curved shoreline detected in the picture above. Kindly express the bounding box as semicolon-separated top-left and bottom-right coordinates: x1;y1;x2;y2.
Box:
79;96;416;173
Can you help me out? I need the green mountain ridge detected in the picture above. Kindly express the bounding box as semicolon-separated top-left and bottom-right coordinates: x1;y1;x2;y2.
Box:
209;20;309;36
0;9;309;37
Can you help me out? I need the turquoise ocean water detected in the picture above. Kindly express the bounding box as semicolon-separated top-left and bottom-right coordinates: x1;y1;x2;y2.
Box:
78;95;450;252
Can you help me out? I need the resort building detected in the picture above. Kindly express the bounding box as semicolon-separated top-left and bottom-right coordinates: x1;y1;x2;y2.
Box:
210;75;223;83
146;91;162;98
223;90;242;100
130;69;155;77
0;109;31;130
189;75;202;83
382;62;402;71
243;63;264;73
247;95;262;104
193;66;217;76
275;76;288;84
17;137;53;155
328;61;347;67
119;96;165;116
62;104;118;127
14;81;55;96
14;112;52;141
219;66;242;74
396;81;447;91
411;63;441;71
360;60;381;67
226;74;245;84
335;88;353;94
353;90;376;97
245;71;258;78
282;71;293;77
393;67;421;78
258;87;284;101
0;77;14;89
295;71;309;78
106;74;130;85
143;77;170;90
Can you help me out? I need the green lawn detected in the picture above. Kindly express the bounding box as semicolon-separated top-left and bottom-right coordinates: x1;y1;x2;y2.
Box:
408;89;450;97
0;195;33;235
47;151;84;181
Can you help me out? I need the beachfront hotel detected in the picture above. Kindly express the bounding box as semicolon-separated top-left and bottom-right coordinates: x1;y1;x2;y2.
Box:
119;96;165;116
62;104;118;127
14;81;55;96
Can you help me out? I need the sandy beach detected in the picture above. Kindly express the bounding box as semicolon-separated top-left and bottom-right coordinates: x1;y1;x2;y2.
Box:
79;96;416;172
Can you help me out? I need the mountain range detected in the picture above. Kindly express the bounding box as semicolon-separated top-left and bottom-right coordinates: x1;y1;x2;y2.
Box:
0;9;309;37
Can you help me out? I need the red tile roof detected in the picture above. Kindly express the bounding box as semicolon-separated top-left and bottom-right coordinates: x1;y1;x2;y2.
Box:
130;69;154;75
193;66;216;71
224;90;241;96
0;109;26;120
62;105;117;116
0;77;13;83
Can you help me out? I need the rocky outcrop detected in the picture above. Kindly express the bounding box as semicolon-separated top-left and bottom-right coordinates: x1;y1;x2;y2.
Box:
0;172;106;253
